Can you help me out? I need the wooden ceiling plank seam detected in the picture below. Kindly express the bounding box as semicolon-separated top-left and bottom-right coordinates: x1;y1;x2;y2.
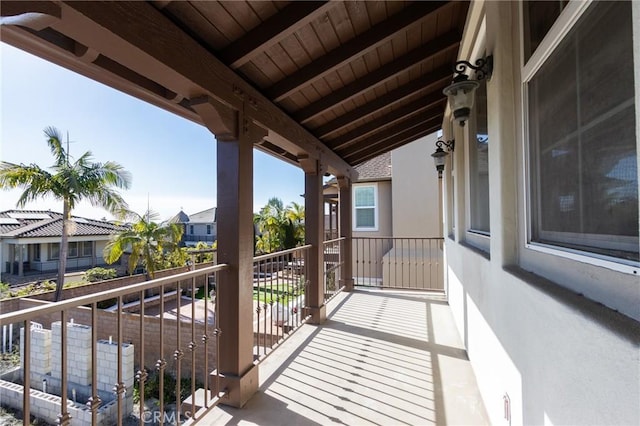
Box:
348;121;442;164
217;1;261;33
218;1;332;69
326;97;447;151
266;1;450;102
293;30;461;123
55;0;351;175
313;66;452;138
189;1;244;44
159;2;229;51
350;125;440;165
340;114;442;159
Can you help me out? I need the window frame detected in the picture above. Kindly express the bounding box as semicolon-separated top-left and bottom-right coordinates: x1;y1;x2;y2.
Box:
49;243;60;260
352;183;379;232
68;241;78;258
520;0;638;274
82;241;93;258
206;224;212;235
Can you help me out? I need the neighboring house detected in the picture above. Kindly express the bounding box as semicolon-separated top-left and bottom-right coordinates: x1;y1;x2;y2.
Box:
168;207;217;247
324;133;442;287
0;210;125;280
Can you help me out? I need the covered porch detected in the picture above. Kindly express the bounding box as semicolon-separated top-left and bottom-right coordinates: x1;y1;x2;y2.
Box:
200;289;487;425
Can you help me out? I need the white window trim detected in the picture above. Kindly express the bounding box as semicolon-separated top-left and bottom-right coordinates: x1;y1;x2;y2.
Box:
519;0;639;275
353;183;379;232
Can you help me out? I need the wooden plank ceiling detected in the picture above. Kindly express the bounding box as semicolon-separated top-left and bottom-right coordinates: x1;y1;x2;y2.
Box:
1;1;468;173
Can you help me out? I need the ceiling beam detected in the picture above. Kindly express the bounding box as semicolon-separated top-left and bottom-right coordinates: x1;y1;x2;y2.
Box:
340;115;442;160
30;1;350;176
338;113;436;157
325;94;446;151
293;31;460;124
218;1;332;69
348;123;441;165
313;66;451;138
266;1;449;102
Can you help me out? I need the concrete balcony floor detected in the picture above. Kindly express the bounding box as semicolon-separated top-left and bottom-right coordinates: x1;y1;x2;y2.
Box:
202;289;488;425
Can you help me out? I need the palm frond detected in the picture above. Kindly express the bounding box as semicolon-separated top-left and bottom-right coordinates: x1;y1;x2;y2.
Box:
43;126;67;166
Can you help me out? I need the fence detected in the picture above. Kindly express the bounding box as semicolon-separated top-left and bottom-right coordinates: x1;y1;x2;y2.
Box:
252;245;311;361
353;237;444;290
323;237;346;303
0;264;227;425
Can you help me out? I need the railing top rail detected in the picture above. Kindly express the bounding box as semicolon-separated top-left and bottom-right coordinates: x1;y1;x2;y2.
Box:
0;263;229;325
323;237;347;244
187;248;218;254
352;236;444;240
253;244;312;262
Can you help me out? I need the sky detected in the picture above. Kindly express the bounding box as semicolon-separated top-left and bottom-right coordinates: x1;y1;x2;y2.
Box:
0;43;306;221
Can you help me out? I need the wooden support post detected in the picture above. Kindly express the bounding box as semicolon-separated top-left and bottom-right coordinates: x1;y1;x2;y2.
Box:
338;177;354;291
300;156;326;324
192;96;265;408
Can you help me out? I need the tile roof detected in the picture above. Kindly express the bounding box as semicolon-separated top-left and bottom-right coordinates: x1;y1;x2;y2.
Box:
352;151;392;181
0;210;125;239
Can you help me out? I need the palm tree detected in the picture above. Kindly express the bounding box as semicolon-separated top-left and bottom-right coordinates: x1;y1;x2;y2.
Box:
0;127;131;301
104;210;184;279
285;201;305;246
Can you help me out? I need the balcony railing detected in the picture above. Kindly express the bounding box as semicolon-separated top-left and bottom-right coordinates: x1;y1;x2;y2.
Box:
184;235;215;243
353;237;444;290
323;237;346;303
252;245;310;361
0;264;227;425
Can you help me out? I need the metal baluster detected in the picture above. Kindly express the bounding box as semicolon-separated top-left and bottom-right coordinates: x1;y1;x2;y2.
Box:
23;320;31;425
189;275;197;420
174;280;183;426
59;310;71;426
157;284;166;426
202;272;210;407
115;296;125;426
137;291;147;426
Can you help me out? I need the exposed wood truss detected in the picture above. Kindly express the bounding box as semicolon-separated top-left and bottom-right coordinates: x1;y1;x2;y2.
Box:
1;1;469;169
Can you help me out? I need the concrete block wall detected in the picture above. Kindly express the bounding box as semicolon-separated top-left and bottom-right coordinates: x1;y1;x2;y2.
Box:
0;378;121;426
96;339;135;395
19;327;52;388
51;322;92;386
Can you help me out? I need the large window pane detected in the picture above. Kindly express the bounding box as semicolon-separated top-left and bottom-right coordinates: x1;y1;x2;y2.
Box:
469;80;490;233
528;1;638;262
356;209;375;228
355;187;375;207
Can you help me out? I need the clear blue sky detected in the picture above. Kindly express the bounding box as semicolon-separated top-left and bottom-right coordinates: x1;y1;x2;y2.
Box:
0;43;306;221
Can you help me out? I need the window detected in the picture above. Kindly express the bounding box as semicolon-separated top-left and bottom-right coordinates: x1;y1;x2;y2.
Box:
523;1;568;61
33;244;41;261
469;79;490;234
190;225;194;235
206;224;211;235
527;1;638;263
50;243;60;260
68;242;78;258
353;184;378;231
82;241;93;257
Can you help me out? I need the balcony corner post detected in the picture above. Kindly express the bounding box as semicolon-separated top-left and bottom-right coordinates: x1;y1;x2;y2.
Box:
301;155;327;324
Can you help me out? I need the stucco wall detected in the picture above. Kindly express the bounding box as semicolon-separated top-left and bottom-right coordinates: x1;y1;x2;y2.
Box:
391;134;442;238
443;1;640;425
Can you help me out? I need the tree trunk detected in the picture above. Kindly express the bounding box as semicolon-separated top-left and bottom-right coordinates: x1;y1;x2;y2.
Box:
54;199;70;301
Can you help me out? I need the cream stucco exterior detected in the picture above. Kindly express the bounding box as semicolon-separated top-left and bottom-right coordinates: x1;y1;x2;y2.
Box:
442;2;640;425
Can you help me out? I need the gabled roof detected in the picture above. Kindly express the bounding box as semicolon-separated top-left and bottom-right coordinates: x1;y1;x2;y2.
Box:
0;210;125;239
352;152;392;182
167;207;217;224
188;208;217;224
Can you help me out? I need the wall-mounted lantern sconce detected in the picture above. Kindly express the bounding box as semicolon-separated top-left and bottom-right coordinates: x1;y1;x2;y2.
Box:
431;138;455;178
443;56;493;126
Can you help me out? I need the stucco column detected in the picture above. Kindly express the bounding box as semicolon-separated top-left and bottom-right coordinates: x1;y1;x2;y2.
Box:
337;176;354;291
192;96;265;408
301;156;326;324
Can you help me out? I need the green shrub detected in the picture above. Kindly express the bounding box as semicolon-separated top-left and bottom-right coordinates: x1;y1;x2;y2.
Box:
84;267;117;282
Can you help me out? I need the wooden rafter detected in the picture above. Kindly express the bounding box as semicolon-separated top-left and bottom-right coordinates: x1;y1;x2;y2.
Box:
266;1;449;102
313;66;451;138
293;31;460;124
326;95;447;151
218;1;332;69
